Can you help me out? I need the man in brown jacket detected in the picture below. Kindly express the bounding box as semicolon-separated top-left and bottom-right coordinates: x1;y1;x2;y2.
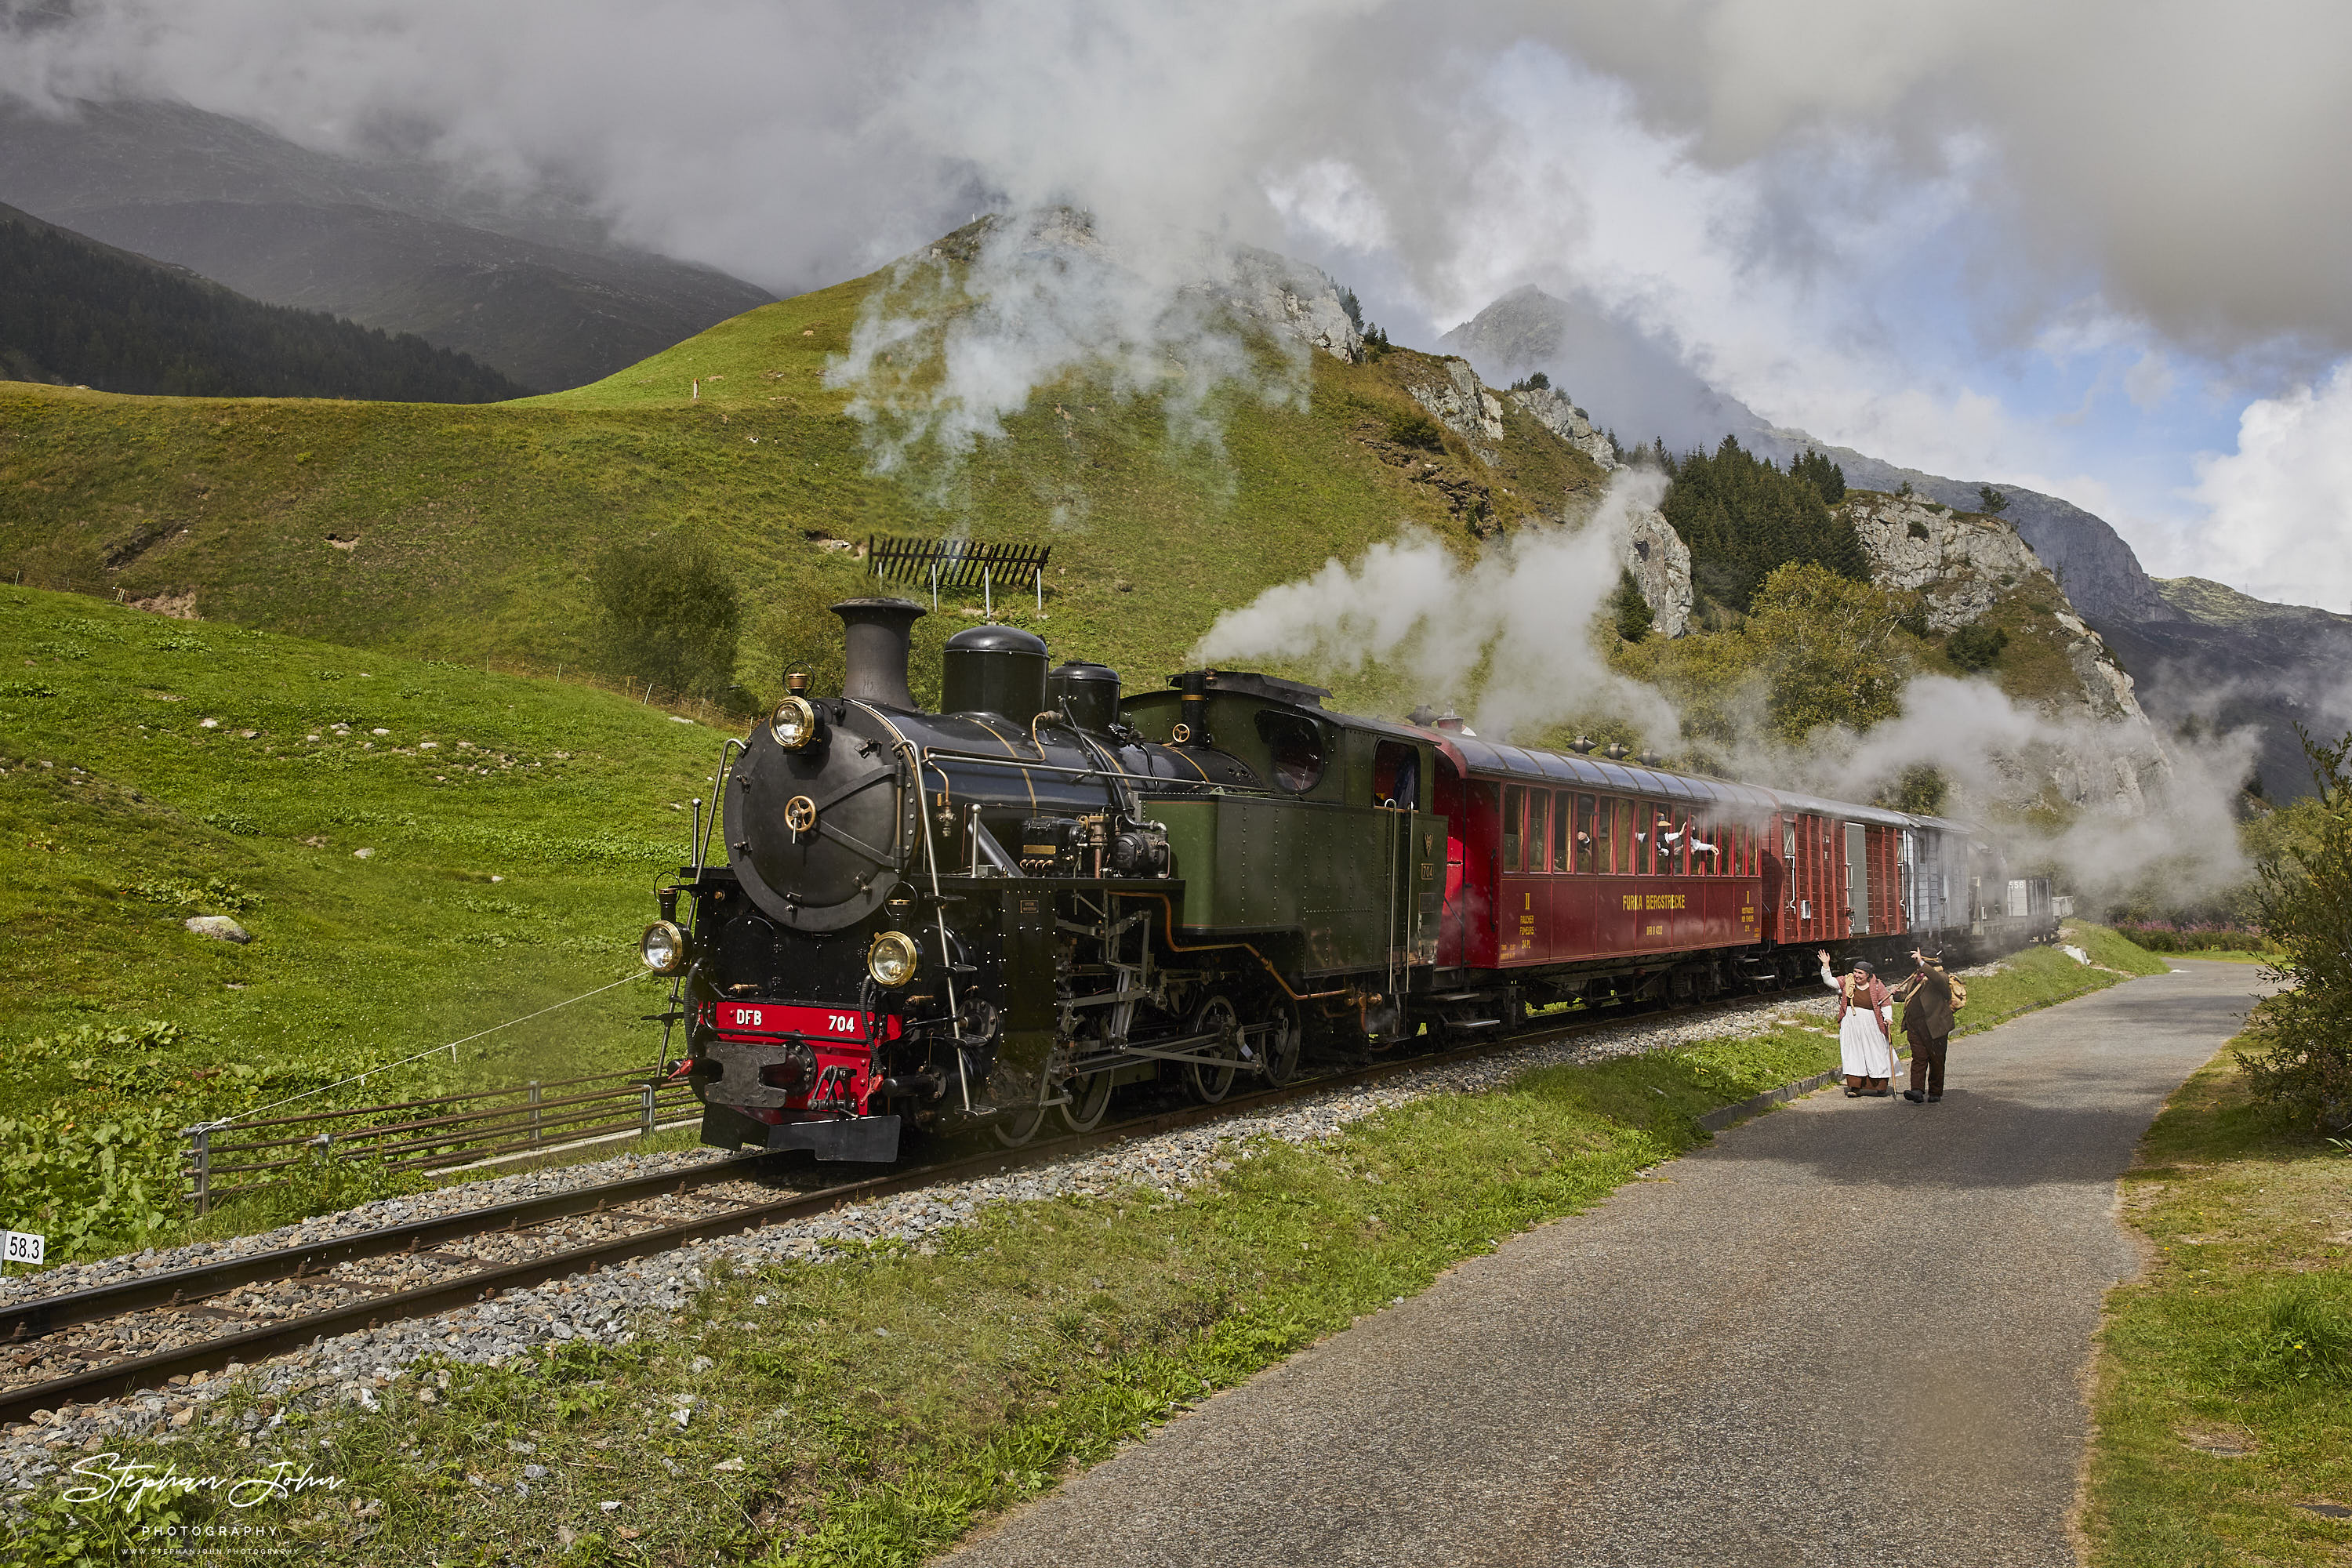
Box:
1892;946;1956;1103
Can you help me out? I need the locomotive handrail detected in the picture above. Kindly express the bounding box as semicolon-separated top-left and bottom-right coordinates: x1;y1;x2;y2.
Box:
921;745;1273;793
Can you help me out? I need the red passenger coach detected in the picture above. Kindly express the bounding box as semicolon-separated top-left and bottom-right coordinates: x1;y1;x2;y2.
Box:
1761;793;1916;949
1431;736;1779;975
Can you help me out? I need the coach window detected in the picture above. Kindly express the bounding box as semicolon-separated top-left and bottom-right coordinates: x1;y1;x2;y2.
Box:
1611;799;1632;875
1526;789;1550;873
1552;791;1571;871
1575;794;1596;873
1502;786;1524;872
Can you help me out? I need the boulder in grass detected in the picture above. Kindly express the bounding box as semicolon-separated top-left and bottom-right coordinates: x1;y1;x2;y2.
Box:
185;915;252;944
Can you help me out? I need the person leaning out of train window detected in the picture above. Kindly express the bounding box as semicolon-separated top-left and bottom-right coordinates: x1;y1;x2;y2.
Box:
1818;949;1895;1098
1889;946;1957;1104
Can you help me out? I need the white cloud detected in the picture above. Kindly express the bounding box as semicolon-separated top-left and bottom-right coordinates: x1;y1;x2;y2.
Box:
1262;158;1394;254
2186;361;2352;612
2124;350;2175;410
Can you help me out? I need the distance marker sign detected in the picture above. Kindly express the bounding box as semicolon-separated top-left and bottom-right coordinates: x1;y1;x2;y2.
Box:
3;1231;45;1268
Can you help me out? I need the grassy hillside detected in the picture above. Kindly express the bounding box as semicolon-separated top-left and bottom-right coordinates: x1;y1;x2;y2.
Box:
0;262;1608;716
0;586;717;1118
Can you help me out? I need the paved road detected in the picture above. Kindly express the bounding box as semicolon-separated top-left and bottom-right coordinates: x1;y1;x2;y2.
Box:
943;964;2266;1568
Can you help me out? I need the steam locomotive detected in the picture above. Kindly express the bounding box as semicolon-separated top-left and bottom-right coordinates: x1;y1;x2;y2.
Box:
638;598;2053;1161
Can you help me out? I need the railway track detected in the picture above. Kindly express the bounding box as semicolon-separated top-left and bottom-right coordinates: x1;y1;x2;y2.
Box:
0;993;1795;1427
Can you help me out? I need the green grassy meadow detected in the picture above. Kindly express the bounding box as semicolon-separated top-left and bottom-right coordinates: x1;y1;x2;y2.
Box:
0;586;719;1256
2085;1051;2352;1566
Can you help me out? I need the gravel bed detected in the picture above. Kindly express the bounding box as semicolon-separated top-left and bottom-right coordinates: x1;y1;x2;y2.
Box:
2;993;1858;1486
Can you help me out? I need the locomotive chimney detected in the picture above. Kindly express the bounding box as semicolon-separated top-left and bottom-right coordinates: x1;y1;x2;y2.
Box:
830;597;925;710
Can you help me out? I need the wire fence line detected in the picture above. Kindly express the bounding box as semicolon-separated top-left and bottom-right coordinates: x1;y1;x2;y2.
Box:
183;1067;699;1214
190;970;659;1135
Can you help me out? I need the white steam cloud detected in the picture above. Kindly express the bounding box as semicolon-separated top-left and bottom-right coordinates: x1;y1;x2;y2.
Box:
1196;470;1678;739
820;212;1310;498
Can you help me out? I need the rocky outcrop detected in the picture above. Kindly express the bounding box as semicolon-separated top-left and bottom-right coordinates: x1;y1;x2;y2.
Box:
1847;495;2056;633
1620;507;1693;639
1404;358;1504;459
1509;385;1617;470
1851;495;2167;795
1220;246;1363;364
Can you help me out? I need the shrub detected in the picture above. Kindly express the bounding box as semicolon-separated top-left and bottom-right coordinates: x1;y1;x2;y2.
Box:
590;535;742;701
2236;728;2352;1133
2111;924;2273;953
1384;409;1446;452
1744;563;1913;744
1945;620;2009;673
1883;763;1948;816
1609;568;1653;642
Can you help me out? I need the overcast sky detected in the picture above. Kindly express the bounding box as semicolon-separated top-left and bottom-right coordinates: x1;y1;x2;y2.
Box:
6;0;2349;611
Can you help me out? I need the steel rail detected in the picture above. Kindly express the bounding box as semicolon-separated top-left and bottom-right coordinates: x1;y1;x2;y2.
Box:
0;1153;768;1345
0;993;1754;1426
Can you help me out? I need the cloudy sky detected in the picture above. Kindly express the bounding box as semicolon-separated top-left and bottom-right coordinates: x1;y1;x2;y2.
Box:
5;0;2348;611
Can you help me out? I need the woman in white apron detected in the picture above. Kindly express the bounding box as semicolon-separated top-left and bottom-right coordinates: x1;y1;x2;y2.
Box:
1818;949;1894;1097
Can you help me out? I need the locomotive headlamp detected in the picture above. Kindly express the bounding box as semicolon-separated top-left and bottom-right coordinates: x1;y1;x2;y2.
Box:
640;920;690;975
769;694;820;750
867;930;920;988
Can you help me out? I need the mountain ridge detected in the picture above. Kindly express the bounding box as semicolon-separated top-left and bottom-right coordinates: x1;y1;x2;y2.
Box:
0;98;774;391
0;198;526;402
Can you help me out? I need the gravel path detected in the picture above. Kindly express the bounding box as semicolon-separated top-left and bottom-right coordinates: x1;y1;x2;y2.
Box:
1;989;1845;1489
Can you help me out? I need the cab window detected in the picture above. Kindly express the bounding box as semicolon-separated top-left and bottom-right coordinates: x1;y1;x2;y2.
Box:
1255;711;1326;793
